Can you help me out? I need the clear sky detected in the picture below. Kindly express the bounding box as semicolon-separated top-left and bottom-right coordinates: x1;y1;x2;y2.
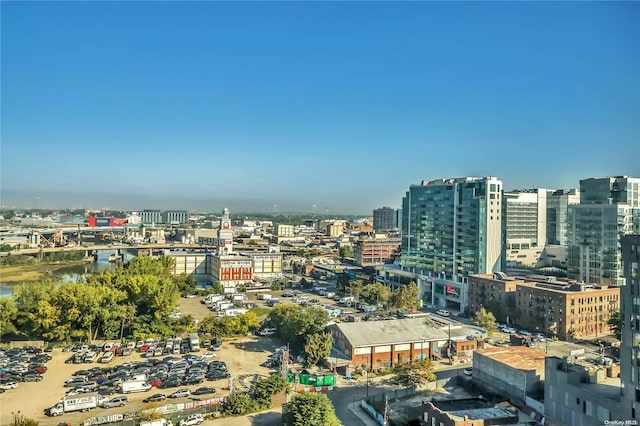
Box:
1;2;639;214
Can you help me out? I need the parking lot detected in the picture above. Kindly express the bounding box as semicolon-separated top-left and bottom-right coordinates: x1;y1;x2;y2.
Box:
0;334;284;425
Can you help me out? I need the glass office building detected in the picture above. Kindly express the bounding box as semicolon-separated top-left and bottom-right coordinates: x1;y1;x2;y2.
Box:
400;177;503;280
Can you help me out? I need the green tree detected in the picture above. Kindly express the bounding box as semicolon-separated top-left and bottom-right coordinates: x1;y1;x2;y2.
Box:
300;278;312;289
339;246;352;259
390;282;419;310
345;280;363;300
303;332;333;366
359;283;391;306
284;392;340;426
222;391;259;416
253;374;289;407
395;359;436;387
0;298;18;340
266;305;330;352
608;311;622;340
174;273;198;296
470;307;498;335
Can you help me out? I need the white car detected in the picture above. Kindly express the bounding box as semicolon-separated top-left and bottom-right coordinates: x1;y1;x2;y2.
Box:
201;352;218;360
179;414;204;426
0;381;19;390
435;309;451;317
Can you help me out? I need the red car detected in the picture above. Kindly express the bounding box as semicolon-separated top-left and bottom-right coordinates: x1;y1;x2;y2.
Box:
140;345;151;352
149;379;162;387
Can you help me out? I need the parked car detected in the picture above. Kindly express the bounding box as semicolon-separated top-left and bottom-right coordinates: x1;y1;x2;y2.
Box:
435;309;451;317
101;395;128;408
0;381;19;390
179;414;204;426
168;388;191;398
192;386;216;395
22;374;43;382
143;393;167;403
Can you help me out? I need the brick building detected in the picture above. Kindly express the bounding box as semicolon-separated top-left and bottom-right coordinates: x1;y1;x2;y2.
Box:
353;237;401;267
327;316;481;369
469;273;620;340
468;273;520;323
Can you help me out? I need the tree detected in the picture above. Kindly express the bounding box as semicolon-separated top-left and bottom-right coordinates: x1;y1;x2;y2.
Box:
339;246;352;259
395;359;436;387
608;311;622;340
300;278;312;289
359;283;391;306
470;307;498;335
253;374;289;407
265;305;330;352
390;282;419;310
222;391;259;416
174;273;197;296
303;332;333;366
0;298;18;340
284;392;340;426
345;280;363;300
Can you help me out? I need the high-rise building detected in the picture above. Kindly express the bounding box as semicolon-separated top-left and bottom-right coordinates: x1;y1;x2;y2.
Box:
567;177;640;286
620;234;640;420
547;189;580;246
503;189;548;267
373;207;398;231
401;177;503;278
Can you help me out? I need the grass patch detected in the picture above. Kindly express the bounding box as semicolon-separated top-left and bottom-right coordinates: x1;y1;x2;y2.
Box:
249;307;271;318
0;261;85;283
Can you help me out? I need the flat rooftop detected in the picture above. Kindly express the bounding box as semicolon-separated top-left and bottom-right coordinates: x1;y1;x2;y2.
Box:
475;346;546;370
430;398;517;421
331;317;451;347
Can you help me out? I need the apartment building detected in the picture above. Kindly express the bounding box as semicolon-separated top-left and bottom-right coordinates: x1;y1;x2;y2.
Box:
503;189;548;267
353;236;401;267
468;273;620;339
620;234;640;420
373;207;398;231
567;176;640;286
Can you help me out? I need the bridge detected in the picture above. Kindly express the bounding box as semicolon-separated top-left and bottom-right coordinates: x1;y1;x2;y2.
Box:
2;243;212;257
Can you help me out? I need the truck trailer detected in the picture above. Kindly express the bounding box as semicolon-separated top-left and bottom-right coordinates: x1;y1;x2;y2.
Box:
189;333;200;352
46;393;98;416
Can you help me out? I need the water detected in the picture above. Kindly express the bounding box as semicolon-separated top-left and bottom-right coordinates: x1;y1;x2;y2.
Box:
0;249;136;298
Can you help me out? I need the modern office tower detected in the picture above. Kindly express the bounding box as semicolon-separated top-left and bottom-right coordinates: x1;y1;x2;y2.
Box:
546;189;580;246
401;176;503;278
373;207;398;231
567;177;640;286
621;234;640;420
503;189;548;267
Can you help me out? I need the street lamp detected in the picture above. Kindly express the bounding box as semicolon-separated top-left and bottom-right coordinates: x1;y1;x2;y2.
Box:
365;369;369;398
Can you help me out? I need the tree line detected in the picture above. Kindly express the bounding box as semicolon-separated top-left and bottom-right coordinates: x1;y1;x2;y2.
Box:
1;257;199;343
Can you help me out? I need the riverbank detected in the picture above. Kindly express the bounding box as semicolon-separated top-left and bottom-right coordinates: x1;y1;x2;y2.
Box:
0;260;89;283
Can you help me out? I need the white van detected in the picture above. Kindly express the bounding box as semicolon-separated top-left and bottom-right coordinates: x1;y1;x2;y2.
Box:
121;380;151;393
435;309;451;317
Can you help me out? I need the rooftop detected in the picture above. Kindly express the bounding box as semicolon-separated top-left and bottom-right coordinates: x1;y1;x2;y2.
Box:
429;398;518;421
330;317;481;347
475;346;546;370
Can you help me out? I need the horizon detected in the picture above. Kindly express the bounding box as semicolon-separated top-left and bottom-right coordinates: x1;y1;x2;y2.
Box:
2;2;639;214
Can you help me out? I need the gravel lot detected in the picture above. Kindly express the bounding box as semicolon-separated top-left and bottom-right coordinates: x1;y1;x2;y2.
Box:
0;289;341;425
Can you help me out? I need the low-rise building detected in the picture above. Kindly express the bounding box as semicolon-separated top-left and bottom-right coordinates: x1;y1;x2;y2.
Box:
328;317;482;369
467;273;519;323
473;346;546;402
353;236;401;267
545;356;622;426
422;397;519;426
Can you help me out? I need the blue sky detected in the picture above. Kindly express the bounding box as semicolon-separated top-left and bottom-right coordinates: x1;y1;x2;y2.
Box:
2;2;639;214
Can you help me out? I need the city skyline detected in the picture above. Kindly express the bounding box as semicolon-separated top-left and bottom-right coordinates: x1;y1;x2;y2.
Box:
2;2;639;214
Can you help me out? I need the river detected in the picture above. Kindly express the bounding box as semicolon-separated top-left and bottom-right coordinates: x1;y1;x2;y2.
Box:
0;249;136;298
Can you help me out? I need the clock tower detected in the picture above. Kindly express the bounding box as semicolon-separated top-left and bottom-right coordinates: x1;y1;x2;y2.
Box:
218;208;233;255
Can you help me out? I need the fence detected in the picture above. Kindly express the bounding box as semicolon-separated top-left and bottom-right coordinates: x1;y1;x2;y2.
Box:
83;398;224;426
360;400;388;426
366;385;418;406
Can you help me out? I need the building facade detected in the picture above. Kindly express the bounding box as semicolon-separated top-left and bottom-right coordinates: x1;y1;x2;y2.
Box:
139;210;162;225
353;237;401;267
401;176;503;279
567;176;640;286
547;189;580;246
515;280;620;340
473;346;546;402
373;207;398;231
503;189;548;268
161;210;189;225
467;273;520;323
621;234;640;421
